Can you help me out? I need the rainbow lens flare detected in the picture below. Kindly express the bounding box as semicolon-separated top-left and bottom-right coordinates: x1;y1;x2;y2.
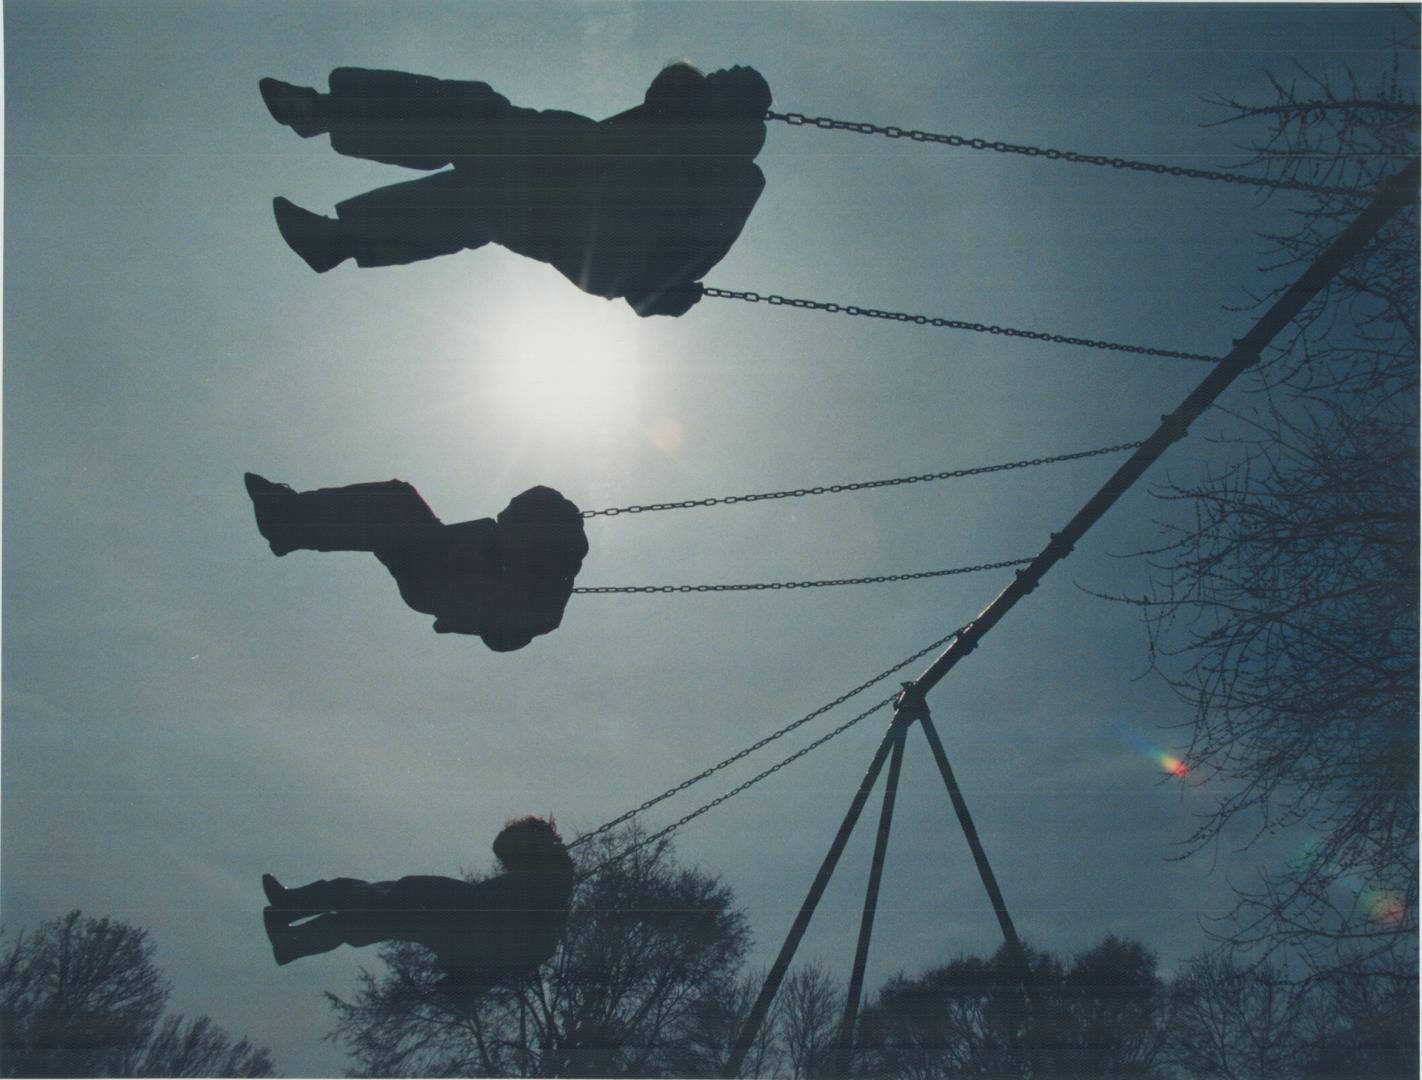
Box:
1293;844;1409;928
1156;751;1189;777
1363;885;1408;928
1122;729;1190;777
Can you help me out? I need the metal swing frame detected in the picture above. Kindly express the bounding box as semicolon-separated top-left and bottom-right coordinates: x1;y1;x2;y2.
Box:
723;691;1030;1080
722;157;1419;1080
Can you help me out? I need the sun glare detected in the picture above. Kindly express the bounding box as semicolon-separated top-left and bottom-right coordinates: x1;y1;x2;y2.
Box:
487;298;642;430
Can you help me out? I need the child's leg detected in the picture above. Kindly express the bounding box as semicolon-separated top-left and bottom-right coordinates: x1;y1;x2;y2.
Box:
245;474;441;555
263;877;448;963
333;171;502;268
269;876;382;911
326;68;516;170
263;877;391;964
293;879;454;950
265;910;366;964
375;518;501;626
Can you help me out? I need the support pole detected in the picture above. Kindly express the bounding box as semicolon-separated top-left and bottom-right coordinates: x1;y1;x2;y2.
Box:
831;713;911;1079
723;717;906;1078
915;702;1042;1056
917;709;1022;952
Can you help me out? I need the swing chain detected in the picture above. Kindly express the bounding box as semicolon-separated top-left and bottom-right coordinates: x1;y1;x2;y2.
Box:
581;440;1145;519
581;695;897;877
701;287;1220;363
765;109;1371;199
572;556;1032;594
569;623;968;853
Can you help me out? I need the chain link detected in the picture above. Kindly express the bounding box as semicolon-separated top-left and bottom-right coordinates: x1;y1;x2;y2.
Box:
572;556;1030;595
581;441;1143;519
766;109;1371;199
569;623;966;854
579;697;897;879
702;286;1220;363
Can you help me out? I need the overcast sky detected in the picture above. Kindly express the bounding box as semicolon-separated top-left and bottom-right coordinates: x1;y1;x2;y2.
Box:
3;2;1414;1075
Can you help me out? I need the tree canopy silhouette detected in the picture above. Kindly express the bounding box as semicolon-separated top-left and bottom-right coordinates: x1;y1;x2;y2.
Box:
1132;15;1418;981
856;935;1171;1080
0;910;274;1078
1168;951;1417;1079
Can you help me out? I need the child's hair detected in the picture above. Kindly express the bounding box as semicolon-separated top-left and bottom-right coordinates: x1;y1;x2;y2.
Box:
503;813;559;835
645;62;704;113
493;815;572;874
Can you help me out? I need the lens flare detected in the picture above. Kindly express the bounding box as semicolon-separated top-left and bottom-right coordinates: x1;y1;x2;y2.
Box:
647;416;685;454
1363;885;1408;928
1156;752;1189;778
1123;729;1190;777
1290;840;1327;873
1293;844;1408;929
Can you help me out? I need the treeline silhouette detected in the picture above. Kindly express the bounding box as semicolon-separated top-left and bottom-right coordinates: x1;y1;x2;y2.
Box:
323;828;1418;1078
3;859;1407;1078
0;911;274;1077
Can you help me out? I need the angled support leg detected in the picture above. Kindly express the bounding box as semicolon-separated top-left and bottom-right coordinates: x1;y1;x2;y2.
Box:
723;714;906;1078
917;707;1023;953
830;707;911;1079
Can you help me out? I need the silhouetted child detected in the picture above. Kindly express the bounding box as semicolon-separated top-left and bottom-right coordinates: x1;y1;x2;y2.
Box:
262;816;575;996
243;474;587;651
259;63;771;316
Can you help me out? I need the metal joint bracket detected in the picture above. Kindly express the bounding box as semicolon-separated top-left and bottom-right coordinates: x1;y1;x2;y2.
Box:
1013;566;1040;594
1047;530;1076;557
1158;411;1192;442
893;683;930;720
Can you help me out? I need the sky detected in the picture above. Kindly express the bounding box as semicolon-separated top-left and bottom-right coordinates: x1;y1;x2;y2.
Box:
3;2;1414;1075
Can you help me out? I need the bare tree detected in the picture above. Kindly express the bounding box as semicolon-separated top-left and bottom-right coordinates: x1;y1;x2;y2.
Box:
1295;965;1417;1078
1167;953;1306;1079
659;967;783;1079
1167;951;1417;1080
0;910;274;1078
1056;936;1173;1078
1135;13;1419;982
779;963;842;1080
127;1015;278;1079
325;827;748;1077
857;937;1171;1080
651;961;846;1080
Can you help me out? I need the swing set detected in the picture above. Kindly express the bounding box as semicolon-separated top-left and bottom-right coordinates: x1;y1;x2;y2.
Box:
550;108;1418;1078
256;81;1417;1074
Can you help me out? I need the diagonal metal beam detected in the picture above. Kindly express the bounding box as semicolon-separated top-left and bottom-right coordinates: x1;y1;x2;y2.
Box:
722;157;1417;1080
830;713;910;1079
897;157;1418;707
723;715;908;1077
918;709;1022;952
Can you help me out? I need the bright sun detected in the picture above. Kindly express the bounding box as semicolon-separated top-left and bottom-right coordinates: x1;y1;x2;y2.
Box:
486;296;642;430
